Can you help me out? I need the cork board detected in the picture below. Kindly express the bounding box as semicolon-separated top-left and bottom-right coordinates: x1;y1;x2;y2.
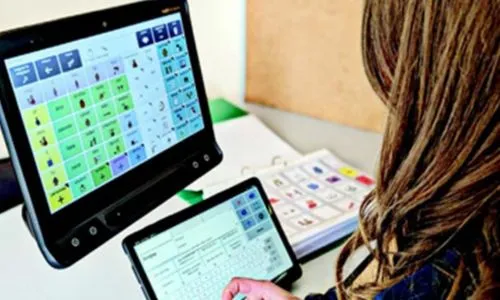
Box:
246;0;387;132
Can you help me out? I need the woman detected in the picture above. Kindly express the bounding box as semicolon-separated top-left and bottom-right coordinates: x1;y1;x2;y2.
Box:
223;0;499;299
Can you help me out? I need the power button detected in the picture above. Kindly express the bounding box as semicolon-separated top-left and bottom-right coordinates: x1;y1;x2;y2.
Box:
89;226;98;236
71;237;80;248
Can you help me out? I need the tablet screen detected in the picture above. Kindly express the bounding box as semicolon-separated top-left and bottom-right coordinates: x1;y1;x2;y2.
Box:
132;186;294;300
4;12;204;214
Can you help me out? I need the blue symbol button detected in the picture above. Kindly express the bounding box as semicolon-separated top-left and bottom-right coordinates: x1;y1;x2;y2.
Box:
129;145;147;166
136;29;154;48
248;191;257;200
255;210;269;223
250;201;263;213
58;50;82;72
313;166;324;174
237;207;250;220
246;189;259;202
189;116;204;134
9;63;37;88
35;56;61;80
307;183;320;190
168;20;184;37
152;24;169;42
241;217;256;230
119;111;138;132
124;130;143;149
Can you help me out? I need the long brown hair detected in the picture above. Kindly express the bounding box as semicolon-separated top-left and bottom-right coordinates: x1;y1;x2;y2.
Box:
335;0;499;298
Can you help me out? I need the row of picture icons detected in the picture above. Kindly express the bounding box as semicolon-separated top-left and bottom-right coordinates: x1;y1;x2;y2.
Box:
20;58;126;110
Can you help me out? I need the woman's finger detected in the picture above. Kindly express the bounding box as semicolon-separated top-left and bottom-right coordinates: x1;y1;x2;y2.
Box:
222;277;266;300
222;277;298;300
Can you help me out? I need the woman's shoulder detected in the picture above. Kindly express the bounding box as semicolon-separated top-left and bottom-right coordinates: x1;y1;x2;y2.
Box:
374;249;465;299
305;249;470;300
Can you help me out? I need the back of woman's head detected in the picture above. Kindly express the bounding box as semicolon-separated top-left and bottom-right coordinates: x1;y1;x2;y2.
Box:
336;0;499;298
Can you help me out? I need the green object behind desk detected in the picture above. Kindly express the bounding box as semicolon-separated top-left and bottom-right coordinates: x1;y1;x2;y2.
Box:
209;98;247;124
176;98;247;205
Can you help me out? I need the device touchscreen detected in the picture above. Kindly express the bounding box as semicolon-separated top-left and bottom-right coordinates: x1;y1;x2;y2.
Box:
4;12;204;214
132;186;295;300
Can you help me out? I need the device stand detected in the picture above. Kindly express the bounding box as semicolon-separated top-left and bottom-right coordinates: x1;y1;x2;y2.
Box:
0;159;34;237
0;159;23;213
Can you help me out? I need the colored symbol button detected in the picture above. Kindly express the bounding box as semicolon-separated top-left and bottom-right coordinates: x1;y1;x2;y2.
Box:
325;175;341;184
35;56;61;80
152;24;169;42
339;167;358;178
232;196;246;209
237;207;250;219
356;175;375;186
269;198;280;205
241;217;256;230
136;29;154;48
58;50;82;72
110;154;130;176
9;63;37;88
168;20;183;37
129;145;147;166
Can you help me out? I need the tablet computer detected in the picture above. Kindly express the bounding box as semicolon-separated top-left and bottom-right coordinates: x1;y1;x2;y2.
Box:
0;0;222;268
123;178;302;300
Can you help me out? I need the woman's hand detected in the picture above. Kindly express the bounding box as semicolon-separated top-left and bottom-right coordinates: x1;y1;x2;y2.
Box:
222;277;300;300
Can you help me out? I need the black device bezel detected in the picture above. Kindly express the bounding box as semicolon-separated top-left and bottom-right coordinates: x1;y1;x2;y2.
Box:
123;178;303;299
0;0;221;267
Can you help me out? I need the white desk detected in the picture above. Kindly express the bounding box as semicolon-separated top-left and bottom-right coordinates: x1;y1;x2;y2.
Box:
0;104;382;299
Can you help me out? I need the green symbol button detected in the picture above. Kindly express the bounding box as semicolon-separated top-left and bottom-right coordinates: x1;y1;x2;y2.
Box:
96;100;117;122
92;83;112;103
106;137;126;158
70;89;92;112
48;97;72;121
91;164;112;187
110;75;130;95
59;135;83;160
81;128;103;150
115;93;135;113
64;154;88;180
101;119;121;141
86;145;107;169
76;108;98;131
53;117;77;141
70;174;95;199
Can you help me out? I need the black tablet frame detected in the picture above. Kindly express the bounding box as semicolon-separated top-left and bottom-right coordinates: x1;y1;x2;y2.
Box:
0;0;222;268
123;178;303;299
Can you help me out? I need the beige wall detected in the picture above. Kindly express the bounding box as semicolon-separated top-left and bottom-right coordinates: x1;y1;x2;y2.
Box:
0;0;246;103
246;1;386;132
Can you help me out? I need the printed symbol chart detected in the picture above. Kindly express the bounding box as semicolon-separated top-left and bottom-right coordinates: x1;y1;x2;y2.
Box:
6;14;205;213
258;150;375;244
